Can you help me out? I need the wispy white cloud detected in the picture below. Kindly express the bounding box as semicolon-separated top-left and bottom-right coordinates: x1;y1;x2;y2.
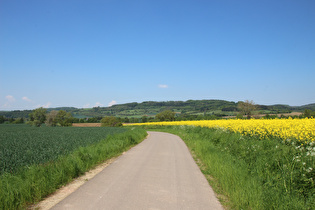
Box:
22;96;32;102
158;84;168;88
1;95;16;108
6;95;15;102
2;103;11;108
36;102;51;109
83;103;90;108
94;102;103;107
43;102;51;108
108;100;117;107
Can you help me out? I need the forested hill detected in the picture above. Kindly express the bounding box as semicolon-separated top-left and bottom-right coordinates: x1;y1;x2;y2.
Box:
1;100;315;119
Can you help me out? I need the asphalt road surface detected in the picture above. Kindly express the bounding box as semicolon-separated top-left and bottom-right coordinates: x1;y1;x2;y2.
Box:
52;131;223;210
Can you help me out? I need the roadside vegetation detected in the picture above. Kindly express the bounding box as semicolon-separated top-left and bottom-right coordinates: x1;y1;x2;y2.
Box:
0;124;147;209
133;120;315;209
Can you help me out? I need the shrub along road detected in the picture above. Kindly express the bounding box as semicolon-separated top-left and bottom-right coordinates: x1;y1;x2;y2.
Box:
51;132;223;210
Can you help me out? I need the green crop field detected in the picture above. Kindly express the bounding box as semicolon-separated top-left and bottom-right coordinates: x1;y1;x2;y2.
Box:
0;124;127;174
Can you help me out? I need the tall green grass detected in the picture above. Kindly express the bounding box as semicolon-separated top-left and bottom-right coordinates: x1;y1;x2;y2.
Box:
0;126;147;209
148;125;314;210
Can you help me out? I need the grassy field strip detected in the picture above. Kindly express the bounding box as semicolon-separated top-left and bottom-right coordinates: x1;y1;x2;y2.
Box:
144;125;314;210
0;125;147;209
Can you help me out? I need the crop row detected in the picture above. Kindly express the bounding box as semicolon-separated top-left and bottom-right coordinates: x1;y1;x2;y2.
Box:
0;124;127;174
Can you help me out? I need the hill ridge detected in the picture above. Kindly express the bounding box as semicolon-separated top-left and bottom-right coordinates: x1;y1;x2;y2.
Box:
1;99;314;119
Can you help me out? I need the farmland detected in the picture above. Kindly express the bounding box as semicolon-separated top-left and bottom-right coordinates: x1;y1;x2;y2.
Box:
0;124;147;209
131;118;315;143
135;119;315;209
0;124;127;174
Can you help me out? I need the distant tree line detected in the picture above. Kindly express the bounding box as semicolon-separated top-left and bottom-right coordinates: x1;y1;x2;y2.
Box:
1;100;315;121
0;115;25;124
1;100;315;126
1;108;314;126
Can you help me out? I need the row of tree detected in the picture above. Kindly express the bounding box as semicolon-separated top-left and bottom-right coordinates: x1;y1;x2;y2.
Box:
28;107;73;127
1;101;314;126
0;116;25;124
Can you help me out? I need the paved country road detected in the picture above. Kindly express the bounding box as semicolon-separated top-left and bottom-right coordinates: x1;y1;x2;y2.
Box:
51;131;223;210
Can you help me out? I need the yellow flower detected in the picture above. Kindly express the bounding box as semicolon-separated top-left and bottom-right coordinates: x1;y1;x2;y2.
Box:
127;118;315;143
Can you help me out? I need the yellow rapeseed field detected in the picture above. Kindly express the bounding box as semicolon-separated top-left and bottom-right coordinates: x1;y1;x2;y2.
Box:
129;118;315;143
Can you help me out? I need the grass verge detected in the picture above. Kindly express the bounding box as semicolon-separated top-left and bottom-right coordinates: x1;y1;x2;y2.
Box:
0;128;147;210
146;125;314;210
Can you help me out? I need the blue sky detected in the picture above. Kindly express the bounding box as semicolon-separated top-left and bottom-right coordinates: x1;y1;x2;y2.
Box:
1;0;314;110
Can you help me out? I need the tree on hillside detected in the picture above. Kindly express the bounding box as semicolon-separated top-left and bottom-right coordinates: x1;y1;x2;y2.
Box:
141;116;148;123
155;110;175;121
0;116;5;124
101;116;122;127
46;110;58;126
28;107;47;127
45;110;73;126
56;110;73;126
302;109;315;118
13;117;24;124
237;100;256;119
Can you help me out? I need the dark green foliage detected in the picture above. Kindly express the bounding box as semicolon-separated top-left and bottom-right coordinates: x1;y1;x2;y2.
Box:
155;110;175;121
141;115;148;123
87;117;102;123
302;109;315;118
28;107;47;127
101;116;122;127
236;113;243;119
221;106;237;111
299;103;315;111
55;110;73;126
0;116;5;124
263;114;278;119
45;110;58;126
12;117;24;124
45;110;73;127
0;110;32;119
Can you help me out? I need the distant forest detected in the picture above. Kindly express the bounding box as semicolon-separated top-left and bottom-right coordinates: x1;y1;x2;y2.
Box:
1;99;315;124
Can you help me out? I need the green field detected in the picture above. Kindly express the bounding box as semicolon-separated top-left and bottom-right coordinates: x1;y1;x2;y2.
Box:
0;124;128;174
0;124;147;209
